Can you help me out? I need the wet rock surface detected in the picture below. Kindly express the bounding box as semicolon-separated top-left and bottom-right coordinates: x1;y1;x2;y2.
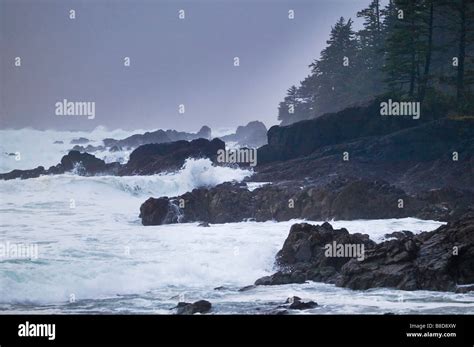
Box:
254;212;474;292
1;138;224;180
138;179;473;225
173;300;212;315
119;138;224;175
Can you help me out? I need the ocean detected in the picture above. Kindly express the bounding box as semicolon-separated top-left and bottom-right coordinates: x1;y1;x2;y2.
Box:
1;128;473;314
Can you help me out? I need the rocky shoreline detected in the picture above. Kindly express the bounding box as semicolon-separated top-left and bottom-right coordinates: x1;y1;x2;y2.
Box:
138;179;473;225
254;212;474;293
0;138;225;180
1;100;473;295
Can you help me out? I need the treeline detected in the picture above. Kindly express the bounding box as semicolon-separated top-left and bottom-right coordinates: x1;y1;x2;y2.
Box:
278;0;474;126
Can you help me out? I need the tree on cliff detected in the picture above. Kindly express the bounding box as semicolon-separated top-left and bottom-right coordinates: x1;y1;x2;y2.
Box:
278;85;314;125
278;17;360;125
357;0;385;97
438;0;474;111
309;17;359;115
277;0;474;126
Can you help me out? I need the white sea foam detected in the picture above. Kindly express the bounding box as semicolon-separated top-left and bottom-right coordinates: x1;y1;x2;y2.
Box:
0;127;242;173
0;129;472;314
0;127;148;172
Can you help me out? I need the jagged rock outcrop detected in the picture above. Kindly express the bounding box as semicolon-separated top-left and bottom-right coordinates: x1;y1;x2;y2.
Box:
102;126;212;149
138;179;473;225
172;300;212;315
258;98;451;164
219;121;267;147
139;197;182;226
0;151;120;180
119;138;224;175
255;222;376;285
0;166;47;180
255;118;473;193
1;138;224;180
196;126;212;140
254;212;474;292
71;144;105;152
255;98;473;195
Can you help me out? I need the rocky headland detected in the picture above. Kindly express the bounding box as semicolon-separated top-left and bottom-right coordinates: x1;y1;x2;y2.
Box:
254;212;474;292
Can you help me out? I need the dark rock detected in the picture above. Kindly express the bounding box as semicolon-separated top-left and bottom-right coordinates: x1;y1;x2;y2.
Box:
139;178;473;225
174;300;212;315
103;138;118;147
255;212;474;292
238;285;256;292
337;212;474;291
0;166;46;180
286;296;318;310
285;296;302;304
71;145;85;151
71;145;103;153
102;127;213;149
255;222;375;285
220;121;267;147
59;150;108;173
255;117;474;194
255;271;306;286
139;197;182;226
258;98;451;164
0;150;122;180
198;222;210;227
197;126;212;140
53;140;64;144
1;137;224;181
70;137;90;144
121;138;225;175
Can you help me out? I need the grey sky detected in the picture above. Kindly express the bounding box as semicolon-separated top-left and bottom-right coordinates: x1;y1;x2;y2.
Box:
1;0;368;132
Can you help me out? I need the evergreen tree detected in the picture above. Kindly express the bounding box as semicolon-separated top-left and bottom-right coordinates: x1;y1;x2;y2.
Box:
277;84;314;125
276;0;474;125
383;0;436;99
309;17;359;114
438;0;474;109
357;0;384;86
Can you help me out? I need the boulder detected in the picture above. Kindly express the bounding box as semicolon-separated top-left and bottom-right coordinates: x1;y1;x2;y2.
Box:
285;296;318;310
255;212;474;292
139;197;182;226
174;300;212;315
59;150;108;173
220;121;267;147
121;138;225;175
